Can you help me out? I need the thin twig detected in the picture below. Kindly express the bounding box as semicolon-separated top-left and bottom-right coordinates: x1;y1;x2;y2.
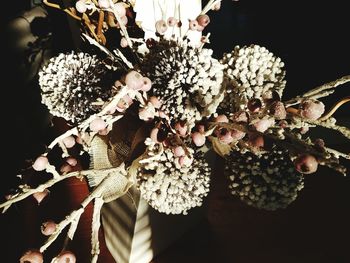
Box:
107;0;133;48
201;0;222;15
91;197;104;263
285;75;350;107
43;0;82;20
40;171;116;253
319;96;350;121
0;167;120;210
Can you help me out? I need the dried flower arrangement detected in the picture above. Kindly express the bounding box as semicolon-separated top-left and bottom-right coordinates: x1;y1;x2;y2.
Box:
1;0;350;262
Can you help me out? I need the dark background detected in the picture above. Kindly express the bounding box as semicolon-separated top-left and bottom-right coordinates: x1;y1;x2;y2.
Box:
1;1;349;262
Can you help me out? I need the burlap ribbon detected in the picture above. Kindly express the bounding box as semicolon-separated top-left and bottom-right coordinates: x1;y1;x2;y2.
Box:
87;116;148;263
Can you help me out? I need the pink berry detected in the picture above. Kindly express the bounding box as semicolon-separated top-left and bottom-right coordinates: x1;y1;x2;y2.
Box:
196;24;204;32
106;106;117;115
192;132;206;147
98;127;110;135
98;0;110;9
41;220;56;236
248;134;264;148
62;136;76;148
189;20;198;31
125;70;143;90
231;129;246;141
20;250;43;263
76;136;83;145
114;2;126;16
139;108;154;121
294;154;318;174
314;138;325;149
149;96;161;108
32;156;48;171
253;118;274;133
66;157;78;166
150;128;159;142
140;77;152;92
146;38;156;48
158;111;168;119
247;98;262;112
299;126;309;134
120;37;128;48
75;0;87;13
89;117;106;132
117;95;133;111
212;2;221;10
123;95;133;106
173;146;185;157
119;15;128;26
55;251;76;263
114;80;123;88
278;120;288;128
196;14;210;27
218;129;234;144
162;138;170;147
178;155;193;167
33;189;49;204
175;122;187;136
231;111;248;123
167;17;177;27
60;163;73;173
269;101;286;120
197;124;206;134
299;99;325;120
214;114;229;123
155;20;168;34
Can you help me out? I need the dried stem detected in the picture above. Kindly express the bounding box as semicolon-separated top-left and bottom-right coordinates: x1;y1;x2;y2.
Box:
319;96;350;121
285;75;350;107
41;208;84;252
82;13;101;43
91;197;104;263
325;146;350;160
40;172;116;252
113;49;134;69
308;119;350;140
0;167;119;210
43;0;82;21
97;10;105;43
108;0;133;48
46;86;129;155
201;0;222;15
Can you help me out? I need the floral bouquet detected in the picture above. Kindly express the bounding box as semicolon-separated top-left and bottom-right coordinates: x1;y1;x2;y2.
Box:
1;0;349;262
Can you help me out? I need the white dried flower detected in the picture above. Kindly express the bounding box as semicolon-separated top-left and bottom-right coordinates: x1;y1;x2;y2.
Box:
220;44;286;112
137;141;210;215
39;52;113;122
140;39;224;124
225;148;304;210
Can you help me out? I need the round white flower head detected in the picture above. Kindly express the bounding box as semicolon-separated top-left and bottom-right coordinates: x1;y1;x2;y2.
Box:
39;52;113;123
220;44;286;112
225;147;304;211
140;39;224;124
137;138;211;215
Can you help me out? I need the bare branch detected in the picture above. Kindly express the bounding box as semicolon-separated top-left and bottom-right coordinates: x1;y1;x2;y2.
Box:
285;75;350;107
91;197;104;263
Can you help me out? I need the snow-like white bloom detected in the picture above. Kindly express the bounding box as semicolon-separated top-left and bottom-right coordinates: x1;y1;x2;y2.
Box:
137;139;210;215
225;148;304;211
141;39;224;124
220;44;286;112
39;52;113;122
